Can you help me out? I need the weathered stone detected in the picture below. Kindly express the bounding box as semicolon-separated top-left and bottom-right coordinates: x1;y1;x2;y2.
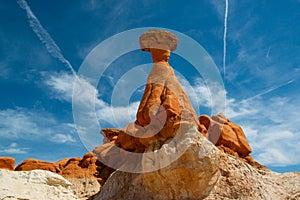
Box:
58;157;89;178
217;144;266;170
95;31;201;171
139;29;178;52
15;158;59;172
101;128;121;144
0;157;15;170
205;153;300;200
80;152;97;168
92;127;221;200
93;144;300;200
199;113;252;157
67;178;100;200
0;169;78;200
128;30;199;149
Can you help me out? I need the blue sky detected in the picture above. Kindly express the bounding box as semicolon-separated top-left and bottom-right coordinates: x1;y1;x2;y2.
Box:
0;0;299;173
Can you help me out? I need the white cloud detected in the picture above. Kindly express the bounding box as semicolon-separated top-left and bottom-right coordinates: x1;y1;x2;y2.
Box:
44;72;140;149
44;72;300;167
96;101;139;128
227;96;300;167
179;77;226;115
0;143;29;154
209;0;225;19
44;72;74;102
0;107;77;144
182;79;300;167
45;72;139;128
51;133;76;143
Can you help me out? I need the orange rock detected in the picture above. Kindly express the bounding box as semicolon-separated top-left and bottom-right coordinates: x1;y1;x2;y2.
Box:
59;157;92;178
56;158;72;170
133;30;200;148
101;128;121;144
199;115;211;130
55;153;114;186
94;30;201;170
15;158;58;172
0;157;15;170
139;29;178;52
80;152;97;168
11;152;114;187
199;113;252;157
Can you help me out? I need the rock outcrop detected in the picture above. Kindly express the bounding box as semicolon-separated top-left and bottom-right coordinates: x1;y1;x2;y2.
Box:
12;152;115;199
92;129;300;200
91;30;300;200
68;178;100;200
199;113;252;156
0;157;15;170
205;153;300;200
198;113;266;170
94;30;201;172
93;127;220;200
0;169;78;200
15;158;59;172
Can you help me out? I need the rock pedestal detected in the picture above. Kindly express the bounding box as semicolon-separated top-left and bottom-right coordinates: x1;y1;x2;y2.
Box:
94;30;201;170
92;29;221;200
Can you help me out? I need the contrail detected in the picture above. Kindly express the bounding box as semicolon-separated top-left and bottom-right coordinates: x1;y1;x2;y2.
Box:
223;0;228;79
244;79;295;102
17;0;76;76
266;47;271;58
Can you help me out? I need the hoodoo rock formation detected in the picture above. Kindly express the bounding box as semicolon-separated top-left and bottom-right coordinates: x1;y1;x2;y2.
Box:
91;30;300;200
1;30;299;200
94;30;201;168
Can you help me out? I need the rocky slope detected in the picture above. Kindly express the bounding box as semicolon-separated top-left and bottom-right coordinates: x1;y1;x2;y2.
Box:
92;127;300;200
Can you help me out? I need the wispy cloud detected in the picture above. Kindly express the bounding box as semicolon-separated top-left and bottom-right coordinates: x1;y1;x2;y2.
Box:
17;0;76;75
0;143;29;154
44;72;140;149
229;97;300;167
0;107;77;144
244;79;295;101
182;79;300;167
179;77;226;115
266;47;271;58
44;72;139;128
45;70;300;167
50;133;76;144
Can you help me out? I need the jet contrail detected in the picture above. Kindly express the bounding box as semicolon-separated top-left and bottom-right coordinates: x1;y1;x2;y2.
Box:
17;0;76;76
266;47;271;58
244;79;295;101
223;0;229;79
